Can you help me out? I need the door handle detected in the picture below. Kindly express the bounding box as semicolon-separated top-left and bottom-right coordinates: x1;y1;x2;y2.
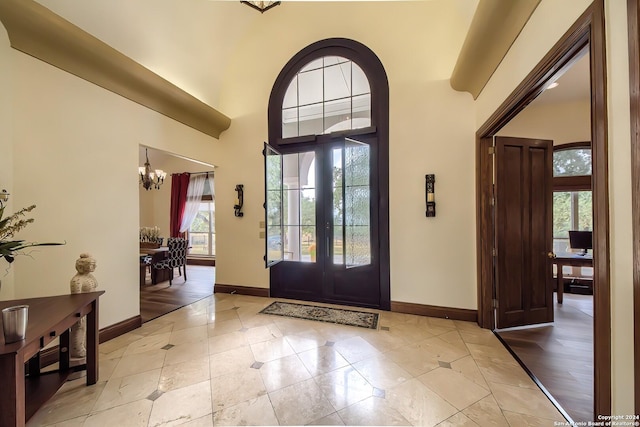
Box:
547;252;556;259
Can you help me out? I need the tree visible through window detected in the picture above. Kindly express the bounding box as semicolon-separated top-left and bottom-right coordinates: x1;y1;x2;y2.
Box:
553;147;591;176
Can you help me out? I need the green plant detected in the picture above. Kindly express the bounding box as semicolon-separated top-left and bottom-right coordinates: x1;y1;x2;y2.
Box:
0;205;64;263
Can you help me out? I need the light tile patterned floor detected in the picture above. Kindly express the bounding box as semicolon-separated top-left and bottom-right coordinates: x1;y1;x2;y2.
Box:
27;294;566;426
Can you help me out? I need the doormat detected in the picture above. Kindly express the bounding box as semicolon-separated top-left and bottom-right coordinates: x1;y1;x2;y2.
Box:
259;301;379;329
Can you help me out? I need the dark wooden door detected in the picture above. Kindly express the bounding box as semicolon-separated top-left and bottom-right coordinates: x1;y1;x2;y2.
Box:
495;136;554;328
270;134;382;309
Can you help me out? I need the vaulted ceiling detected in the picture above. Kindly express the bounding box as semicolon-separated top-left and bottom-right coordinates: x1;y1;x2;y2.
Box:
7;0;587;134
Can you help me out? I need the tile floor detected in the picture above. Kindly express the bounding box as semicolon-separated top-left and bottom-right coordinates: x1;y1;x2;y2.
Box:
27;294;566;426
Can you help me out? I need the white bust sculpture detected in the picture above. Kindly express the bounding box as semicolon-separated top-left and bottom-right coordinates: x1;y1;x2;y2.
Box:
70;253;98;358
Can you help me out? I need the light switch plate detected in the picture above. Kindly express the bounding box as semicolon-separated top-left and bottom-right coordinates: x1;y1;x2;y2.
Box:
259;221;266;228
259;231;266;238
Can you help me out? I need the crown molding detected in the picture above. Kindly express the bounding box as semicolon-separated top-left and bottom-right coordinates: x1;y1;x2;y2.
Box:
450;0;541;99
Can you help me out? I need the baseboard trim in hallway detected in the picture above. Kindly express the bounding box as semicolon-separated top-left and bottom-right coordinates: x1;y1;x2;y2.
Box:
391;301;478;322
214;283;270;297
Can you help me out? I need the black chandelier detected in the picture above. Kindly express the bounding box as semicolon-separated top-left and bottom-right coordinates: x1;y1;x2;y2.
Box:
139;148;166;191
241;1;281;13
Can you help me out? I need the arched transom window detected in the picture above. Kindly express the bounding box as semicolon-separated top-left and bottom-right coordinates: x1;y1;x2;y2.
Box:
282;56;371;138
553;145;592;177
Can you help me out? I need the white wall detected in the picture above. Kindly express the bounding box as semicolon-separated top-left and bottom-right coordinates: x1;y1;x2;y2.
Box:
476;0;634;416
215;1;478;309
3;41;219;328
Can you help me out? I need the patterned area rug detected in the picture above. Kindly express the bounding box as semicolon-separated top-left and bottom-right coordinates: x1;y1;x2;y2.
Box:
259;301;379;329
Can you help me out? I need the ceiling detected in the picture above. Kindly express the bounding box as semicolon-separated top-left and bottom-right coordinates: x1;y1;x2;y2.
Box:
34;0;589;170
33;0;485;110
36;0;264;107
531;50;591;106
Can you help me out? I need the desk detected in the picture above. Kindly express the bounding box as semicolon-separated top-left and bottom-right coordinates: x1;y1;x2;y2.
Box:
553;252;593;304
140;247;170;284
0;291;104;426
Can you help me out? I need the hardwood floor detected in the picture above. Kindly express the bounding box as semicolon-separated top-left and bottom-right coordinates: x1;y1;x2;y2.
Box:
140;265;215;323
496;293;593;423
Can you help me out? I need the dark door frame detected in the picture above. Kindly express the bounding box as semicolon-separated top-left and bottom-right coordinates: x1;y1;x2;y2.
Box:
627;0;640;415
267;38;391;310
476;0;610;417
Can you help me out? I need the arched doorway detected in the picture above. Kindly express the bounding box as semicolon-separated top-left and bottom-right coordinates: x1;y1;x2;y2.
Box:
266;38;390;310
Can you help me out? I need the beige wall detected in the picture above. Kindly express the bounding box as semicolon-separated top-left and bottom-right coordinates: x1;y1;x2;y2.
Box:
0;24;14;299
2;39;219;328
498;100;591;145
215;1;478;308
139;185;156;233
604;0;635;415
138;150;214;240
477;0;634;415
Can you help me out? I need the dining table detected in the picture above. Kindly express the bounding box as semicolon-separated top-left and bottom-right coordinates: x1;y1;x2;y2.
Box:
139;246;171;285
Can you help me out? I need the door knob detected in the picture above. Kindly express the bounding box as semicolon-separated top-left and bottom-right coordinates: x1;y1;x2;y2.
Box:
547;252;556;259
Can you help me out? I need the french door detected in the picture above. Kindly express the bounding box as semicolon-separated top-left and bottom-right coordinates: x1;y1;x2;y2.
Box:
265;134;382;308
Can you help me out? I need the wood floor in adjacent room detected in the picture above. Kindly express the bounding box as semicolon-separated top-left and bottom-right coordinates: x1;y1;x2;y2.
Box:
140;265;215;323
496;293;593;423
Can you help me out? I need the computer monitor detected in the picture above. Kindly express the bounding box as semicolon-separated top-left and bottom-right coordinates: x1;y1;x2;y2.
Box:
569;230;592;254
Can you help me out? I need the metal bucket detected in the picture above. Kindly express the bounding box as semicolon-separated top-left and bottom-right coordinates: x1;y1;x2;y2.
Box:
2;305;28;343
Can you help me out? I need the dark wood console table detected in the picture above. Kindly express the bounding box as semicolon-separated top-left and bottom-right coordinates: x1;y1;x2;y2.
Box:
0;291;104;426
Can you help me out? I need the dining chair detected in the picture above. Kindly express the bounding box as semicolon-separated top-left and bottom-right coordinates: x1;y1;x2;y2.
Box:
152;237;188;286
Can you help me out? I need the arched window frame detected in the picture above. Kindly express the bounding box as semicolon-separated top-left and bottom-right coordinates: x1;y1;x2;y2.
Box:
553;141;592;192
268;38;389;147
267;38;391;310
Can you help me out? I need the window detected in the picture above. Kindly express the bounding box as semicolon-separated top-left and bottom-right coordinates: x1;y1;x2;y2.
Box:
282;56;371;138
553;147;591;176
188;180;215;257
552;142;592;277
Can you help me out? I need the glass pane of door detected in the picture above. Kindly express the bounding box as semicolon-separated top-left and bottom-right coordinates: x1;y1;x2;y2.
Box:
283;152;317;262
331;138;371;267
264;143;284;266
344;138;371;267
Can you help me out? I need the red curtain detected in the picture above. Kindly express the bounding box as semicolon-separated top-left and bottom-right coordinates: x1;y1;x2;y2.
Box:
170;173;190;238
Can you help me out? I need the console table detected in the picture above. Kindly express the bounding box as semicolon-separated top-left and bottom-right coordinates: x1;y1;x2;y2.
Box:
0;291;104;426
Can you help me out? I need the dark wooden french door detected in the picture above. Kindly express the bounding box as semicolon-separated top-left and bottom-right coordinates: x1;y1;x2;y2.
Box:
495;136;554;328
269;133;382;308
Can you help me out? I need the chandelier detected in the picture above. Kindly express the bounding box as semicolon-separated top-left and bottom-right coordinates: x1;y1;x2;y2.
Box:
241;1;280;13
139;148;166;191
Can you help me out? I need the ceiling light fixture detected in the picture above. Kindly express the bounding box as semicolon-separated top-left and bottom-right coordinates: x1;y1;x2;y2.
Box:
546;82;560;90
139;148;167;191
241;1;281;13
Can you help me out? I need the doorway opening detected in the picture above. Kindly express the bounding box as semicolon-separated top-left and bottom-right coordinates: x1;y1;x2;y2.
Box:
138;146;216;322
476;1;610;421
492;50;594;422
